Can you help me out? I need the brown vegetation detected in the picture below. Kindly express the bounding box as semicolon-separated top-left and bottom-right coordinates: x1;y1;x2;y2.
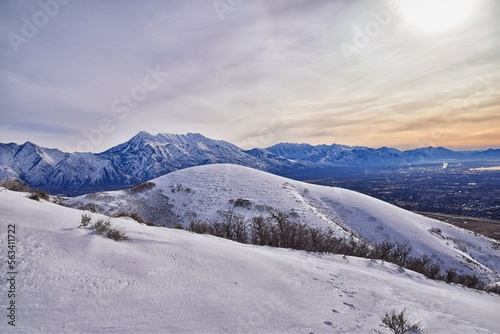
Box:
188;209;492;292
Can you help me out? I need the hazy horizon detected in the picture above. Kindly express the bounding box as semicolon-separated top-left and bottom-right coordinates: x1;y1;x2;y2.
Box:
1;0;499;152
2;130;499;154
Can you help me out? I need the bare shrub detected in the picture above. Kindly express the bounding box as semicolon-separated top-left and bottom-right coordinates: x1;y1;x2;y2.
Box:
93;218;111;235
90;218;128;241
28;189;50;201
372;241;395;261
211;210;248;243
455;274;483;289
231;214;248;243
484;284;500;295
444;268;457;283
130;181;155;193
0;179;30;192
106;227;129;241
230;198;253;209
388;241;412;267
380;308;423;334
170;183;186;193
79;213;92;228
250;215;271;245
186;209;487;292
189;221;211;234
423;263;441;279
254;204;273;212
133;192;179;226
429;227;442;235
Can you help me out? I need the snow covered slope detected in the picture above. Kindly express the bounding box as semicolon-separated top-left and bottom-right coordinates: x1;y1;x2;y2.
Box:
1;189;499;333
66;164;500;281
98;131;268;181
0;132;275;195
0;141;135;194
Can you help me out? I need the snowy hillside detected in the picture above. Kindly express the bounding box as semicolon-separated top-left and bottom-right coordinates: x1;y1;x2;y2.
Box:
1;189;499;333
66;164;500;282
0;141;67;185
0;141;135;193
98;131;268;181
0;133;270;195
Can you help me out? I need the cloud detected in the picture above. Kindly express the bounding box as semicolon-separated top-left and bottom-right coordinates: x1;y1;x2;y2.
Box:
0;0;498;151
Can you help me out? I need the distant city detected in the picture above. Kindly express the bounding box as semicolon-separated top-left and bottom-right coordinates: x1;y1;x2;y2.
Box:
280;161;500;220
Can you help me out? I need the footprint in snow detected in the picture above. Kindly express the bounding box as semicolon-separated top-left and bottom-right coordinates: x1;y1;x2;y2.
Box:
324;321;333;326
343;302;355;309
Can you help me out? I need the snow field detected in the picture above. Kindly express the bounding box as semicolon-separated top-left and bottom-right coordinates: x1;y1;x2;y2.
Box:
1;189;499;333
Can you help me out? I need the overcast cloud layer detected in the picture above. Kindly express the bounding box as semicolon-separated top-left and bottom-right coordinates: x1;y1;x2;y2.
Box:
0;0;499;152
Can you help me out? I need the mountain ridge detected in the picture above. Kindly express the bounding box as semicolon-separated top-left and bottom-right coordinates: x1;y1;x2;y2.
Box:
1;131;499;194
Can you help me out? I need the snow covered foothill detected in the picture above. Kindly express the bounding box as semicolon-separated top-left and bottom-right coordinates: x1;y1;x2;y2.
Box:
66;164;500;282
0;188;499;333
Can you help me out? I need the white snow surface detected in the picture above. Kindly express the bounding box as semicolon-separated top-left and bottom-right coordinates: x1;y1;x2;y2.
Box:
1;189;499;333
66;164;500;281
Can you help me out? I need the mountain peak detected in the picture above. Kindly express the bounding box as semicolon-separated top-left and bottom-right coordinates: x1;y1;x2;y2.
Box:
2;133;500;195
22;141;39;148
130;131;155;141
186;132;204;137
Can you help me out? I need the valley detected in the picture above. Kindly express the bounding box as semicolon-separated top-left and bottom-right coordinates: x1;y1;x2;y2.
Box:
279;161;500;220
418;212;500;242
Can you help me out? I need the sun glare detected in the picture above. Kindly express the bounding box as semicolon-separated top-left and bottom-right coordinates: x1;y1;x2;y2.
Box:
401;0;477;34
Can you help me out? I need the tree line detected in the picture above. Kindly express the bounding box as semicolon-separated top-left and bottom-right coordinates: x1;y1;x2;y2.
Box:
188;208;498;292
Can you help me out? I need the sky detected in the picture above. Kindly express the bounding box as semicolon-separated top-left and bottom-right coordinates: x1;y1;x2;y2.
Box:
0;0;499;152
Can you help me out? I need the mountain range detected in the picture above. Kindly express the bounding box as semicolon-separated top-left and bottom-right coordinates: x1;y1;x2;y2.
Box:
1;131;499;195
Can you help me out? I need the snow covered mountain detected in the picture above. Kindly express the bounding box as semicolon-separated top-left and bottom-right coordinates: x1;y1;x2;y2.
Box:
250;143;500;166
262;142;355;164
0;132;273;194
66;164;500;282
98;131;267;181
1;188;499;333
0;141;67;183
0;141;135;194
1;131;499;194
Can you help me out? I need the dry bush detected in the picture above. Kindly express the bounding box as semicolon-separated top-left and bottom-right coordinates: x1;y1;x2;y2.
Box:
189;221;211;234
380;308;423;334
79;213;92;228
130;181;156;193
90;218;128;241
0;179;30;192
28;189;50;201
